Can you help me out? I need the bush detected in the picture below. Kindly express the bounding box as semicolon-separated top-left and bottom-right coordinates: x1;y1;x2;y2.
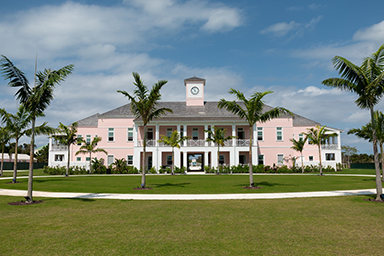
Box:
43;165;88;175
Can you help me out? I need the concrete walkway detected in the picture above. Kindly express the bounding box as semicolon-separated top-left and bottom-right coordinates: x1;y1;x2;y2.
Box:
0;174;377;200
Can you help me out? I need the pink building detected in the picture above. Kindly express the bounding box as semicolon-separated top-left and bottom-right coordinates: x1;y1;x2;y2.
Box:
49;76;342;171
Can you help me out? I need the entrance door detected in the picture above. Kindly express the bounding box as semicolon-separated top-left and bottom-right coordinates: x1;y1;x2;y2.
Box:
146;128;154;146
187;153;204;171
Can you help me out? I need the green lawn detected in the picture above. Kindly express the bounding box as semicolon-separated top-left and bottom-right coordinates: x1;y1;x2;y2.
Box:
0;168;45;178
0;195;383;255
0;173;378;194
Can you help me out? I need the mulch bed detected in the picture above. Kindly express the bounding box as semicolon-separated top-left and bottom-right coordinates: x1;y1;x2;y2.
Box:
243;186;262;189
133;187;153;190
8;200;44;206
363;199;384;203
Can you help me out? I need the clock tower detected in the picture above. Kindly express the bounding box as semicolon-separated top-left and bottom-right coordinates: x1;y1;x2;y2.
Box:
185;76;205;106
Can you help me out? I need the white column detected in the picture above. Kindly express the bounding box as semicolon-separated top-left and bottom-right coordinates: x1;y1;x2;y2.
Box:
232;124;236;147
183;151;188;171
155;123;159;147
337;132;341;149
204;151;209;167
157;148;162;172
184;125;188;146
204;124;208;146
212;147;218;168
133;147;141;170
229;147;235;166
253;124;257;146
174;148;180;168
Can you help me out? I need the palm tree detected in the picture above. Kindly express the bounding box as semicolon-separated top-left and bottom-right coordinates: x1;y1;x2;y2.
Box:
302;125;337;175
1;55;74;202
290;137;308;173
341;145;358;169
0;126;11;176
0;106;52;183
52;122;81;177
322;44;384;201
75;136;107;173
158;131;189;175
205;126;236;173
118;72;172;188
218;89;291;187
348;110;384;181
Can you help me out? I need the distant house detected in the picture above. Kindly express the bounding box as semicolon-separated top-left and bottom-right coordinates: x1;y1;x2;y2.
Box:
0;153;36;163
49;76;342;171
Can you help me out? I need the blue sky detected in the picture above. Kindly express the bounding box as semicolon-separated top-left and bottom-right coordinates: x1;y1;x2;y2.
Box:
1;0;384;154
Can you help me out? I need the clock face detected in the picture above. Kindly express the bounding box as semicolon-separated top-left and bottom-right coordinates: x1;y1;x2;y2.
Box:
191;86;199;95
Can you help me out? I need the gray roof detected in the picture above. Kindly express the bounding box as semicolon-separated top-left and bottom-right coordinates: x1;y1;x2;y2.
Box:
184;76;206;85
78;101;320;127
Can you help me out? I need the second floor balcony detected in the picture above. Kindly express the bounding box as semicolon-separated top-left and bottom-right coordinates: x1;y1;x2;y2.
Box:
137;139;251;148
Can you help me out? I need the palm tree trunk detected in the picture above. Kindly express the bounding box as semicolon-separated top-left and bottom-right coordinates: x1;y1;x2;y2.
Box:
89;152;92;174
27;116;36;202
380;143;384;182
1;144;4;176
13;138;18;183
141;125;147;188
171;147;174;175
318;145;322;175
249;125;254;187
301;153;304;173
66;144;70;176
371;106;383;201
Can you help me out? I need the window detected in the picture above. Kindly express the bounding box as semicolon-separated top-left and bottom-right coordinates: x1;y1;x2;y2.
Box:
77;135;82;145
298;134;304;141
276;127;283;141
127;155;133;165
258;155;264;165
180;127;184;137
309;156;314;161
55;154;64;162
76;157;81;161
277;154;284;165
237;127;245;139
167;155;172;165
326;153;335;161
107;155;114;165
86;157;91;162
257;127;263;141
192;128;199;140
86;135;91;144
108;128;114;142
167;128;173;138
219;155;225;165
128;128;134;141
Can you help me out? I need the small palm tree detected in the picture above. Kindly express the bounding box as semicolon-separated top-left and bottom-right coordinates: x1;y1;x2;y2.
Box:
290;137;308;173
205;126;236;173
218;89;291;187
348;110;384;181
75;136;107;173
0;106;52;183
52;122;80;177
158;130;189;175
0;126;11;176
341;145;358;169
118;72;172;188
322;44;384;200
302;125;337;175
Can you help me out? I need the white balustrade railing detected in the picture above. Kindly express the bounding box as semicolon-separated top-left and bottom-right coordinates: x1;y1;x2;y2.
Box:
51;145;68;151
236;139;250;147
321;144;338;150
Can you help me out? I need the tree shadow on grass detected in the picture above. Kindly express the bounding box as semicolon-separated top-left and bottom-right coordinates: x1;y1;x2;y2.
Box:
235;181;297;188
151;182;191;188
33;178;73;183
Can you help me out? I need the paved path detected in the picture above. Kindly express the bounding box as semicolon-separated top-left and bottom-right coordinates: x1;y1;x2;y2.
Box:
0;174;377;200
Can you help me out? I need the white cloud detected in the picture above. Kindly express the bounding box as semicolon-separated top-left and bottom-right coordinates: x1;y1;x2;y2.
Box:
260;16;322;38
353;20;384;42
260;21;300;37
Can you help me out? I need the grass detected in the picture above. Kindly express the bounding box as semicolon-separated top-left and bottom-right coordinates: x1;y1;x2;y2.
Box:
0;173;378;194
0;168;45;178
1;195;383;255
1;169;383;255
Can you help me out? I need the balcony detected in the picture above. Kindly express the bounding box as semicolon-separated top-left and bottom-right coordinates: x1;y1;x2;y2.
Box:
137;139;252;148
321;144;338;150
51;145;68;151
